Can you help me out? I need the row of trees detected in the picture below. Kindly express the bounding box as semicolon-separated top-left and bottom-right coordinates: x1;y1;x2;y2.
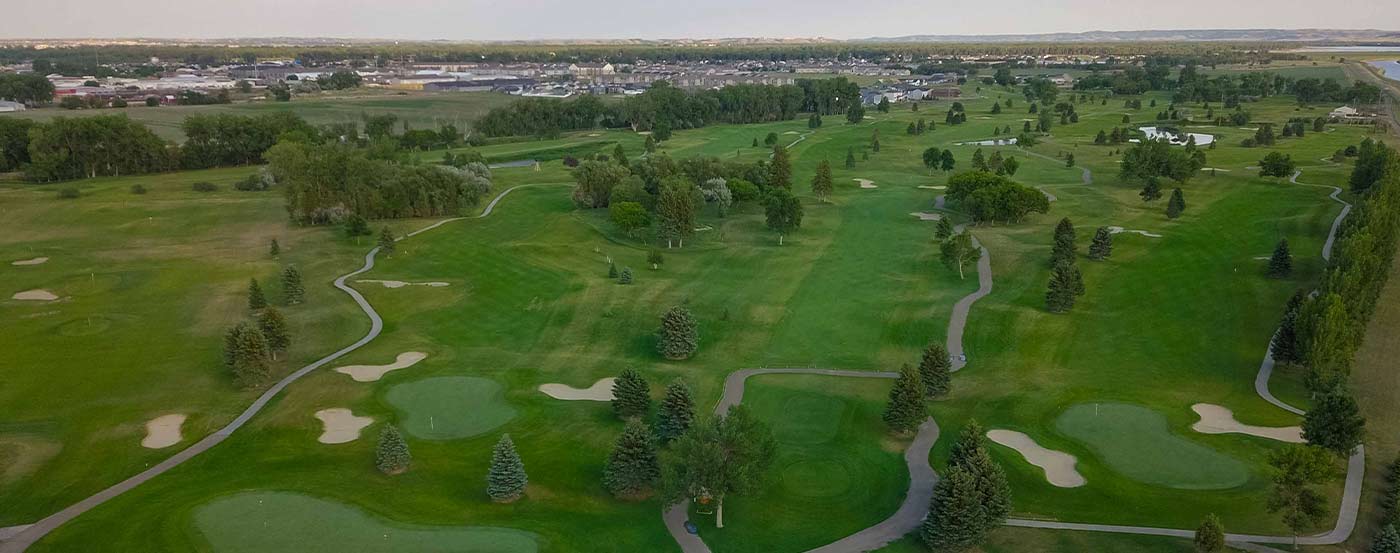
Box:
221;269;301;387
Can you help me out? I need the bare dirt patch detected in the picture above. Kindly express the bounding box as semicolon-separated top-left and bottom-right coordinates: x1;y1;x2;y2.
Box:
0;435;62;484
538;377;616;401
333;351;428;382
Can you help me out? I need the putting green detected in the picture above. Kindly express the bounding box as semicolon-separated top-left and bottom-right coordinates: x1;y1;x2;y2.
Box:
1055;403;1250;490
193;491;538;553
384;376;518;440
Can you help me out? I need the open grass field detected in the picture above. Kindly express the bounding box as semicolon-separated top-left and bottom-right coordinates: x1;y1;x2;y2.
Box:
5;73;1396;553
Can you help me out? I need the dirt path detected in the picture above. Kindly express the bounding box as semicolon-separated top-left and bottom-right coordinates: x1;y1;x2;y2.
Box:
0;184;565;553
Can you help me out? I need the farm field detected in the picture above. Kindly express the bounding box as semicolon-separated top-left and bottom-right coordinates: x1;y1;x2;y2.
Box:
3;73;1395;553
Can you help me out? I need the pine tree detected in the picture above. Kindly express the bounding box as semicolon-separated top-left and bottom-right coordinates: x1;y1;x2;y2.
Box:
611;369;651;420
375;425;411;475
752;137;759;148
1167;188;1186;219
845;147;856;169
1302;388;1366;456
1088;226;1114;261
657;306;699;360
247;278;267;311
224;321;271;386
1051;217;1076;266
1372;524;1400;553
378;226;396;254
882;364;926;435
603;419;661;498
1046;262;1079;313
769;145;792;189
269;238;280;257
656;379;695;442
811;160;834;202
1140;178;1163;201
1271;291;1306;365
1268;239;1293;278
972;149;987;171
607;261;618;279
956;444;1012;525
935;217;954;242
920;466;985;551
918;342;952;398
487;434;528;502
619;267;633;284
281;265;304;305
645;135;657;153
257;307;291;359
613;144;629;167
1194;514;1225;552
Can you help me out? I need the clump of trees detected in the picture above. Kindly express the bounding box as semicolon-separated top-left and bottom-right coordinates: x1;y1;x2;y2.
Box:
1045;218;1086;313
662;405;776;528
944;171;1050;224
24;115;176;182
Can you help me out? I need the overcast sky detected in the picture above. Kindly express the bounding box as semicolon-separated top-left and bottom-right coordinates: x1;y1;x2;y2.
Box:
3;0;1398;40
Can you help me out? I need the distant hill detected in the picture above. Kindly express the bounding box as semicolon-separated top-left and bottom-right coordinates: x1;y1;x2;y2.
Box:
858;29;1400;43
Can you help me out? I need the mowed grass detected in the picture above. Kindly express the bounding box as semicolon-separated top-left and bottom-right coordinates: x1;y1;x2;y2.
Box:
385;376;518;440
1055;403;1250;490
696;374;908;553
193;491;540;553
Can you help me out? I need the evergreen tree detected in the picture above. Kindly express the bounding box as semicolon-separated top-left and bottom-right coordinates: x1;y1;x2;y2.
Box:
871;129;881;152
613;144;629;167
375;425;411;475
940;150;955;173
1065;153;1076;167
971;149;988;171
378;226;396;254
257;307;291;359
1167;188;1186;219
991;101;1002;114
949;420;987;469
920;466;985;551
1268;239;1293;278
1088;226;1113;260
935;217;954;242
487;434;528;502
1272;291;1306;365
269;238;280;257
1051;217;1076;266
769;145;792;189
1140;178;1163;201
882;364;927;435
751;137;759;148
247;278;267;311
1046;262;1080;313
656;379;696;442
604;419;661;498
918;342;952;398
344;214;371;237
619;267;633;284
1194;514;1225;552
608;261;618;279
280;265;304;305
810;160;834;202
845;147;856;169
612;369;652;420
224;321;271;386
645;135;657;153
1372;525;1400;553
657;306;699;360
1302;388;1366;456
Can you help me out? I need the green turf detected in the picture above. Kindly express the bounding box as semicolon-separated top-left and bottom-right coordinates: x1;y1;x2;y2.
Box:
1055;403;1250;490
193;491;538;553
384;377;518;440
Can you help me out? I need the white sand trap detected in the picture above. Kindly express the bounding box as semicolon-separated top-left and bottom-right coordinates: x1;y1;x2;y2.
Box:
334;351;427;382
917;185;947;190
910;212;943;221
1199;167;1232;172
141;414;186;449
314;408;374;444
356;280;450;289
783;131;800;135
854;178;878;189
1191;403;1303;443
11;257;49;266
987;430;1086;488
1106;226;1162;238
539;377;616;401
11;290;58;301
587;133;601;137
1253;256;1272;260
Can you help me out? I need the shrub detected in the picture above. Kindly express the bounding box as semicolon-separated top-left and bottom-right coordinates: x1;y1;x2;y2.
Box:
129;184;148;194
191;181;218;192
57;186;80;199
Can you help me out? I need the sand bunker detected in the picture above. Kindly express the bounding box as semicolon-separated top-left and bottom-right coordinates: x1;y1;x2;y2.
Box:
1199;167;1232;172
854;178;878;189
917;185;947;190
141;414;186;449
539;377;616;401
987;429;1087;488
11;257;49;266
314;408;374;444
11;290;58;301
1106;226;1163;238
334;351;427;382
783;131;800;135
356;280;450;289
1190;403;1303;443
909;212;943;221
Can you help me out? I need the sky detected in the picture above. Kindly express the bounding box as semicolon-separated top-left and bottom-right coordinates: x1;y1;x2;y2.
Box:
3;0;1398;40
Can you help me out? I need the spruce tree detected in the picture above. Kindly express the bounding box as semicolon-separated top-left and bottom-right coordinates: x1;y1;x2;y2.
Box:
1088;226;1113;260
656;379;695;442
611;369;651;420
1272;290;1306;365
657;306;699;360
225;321;271;386
1140;178;1163;201
1051;217;1076;266
918;342;952;398
811;160;834;202
603;419;661;498
645;135;657;153
1194;514;1225;552
619;267;633;285
769;145;792;189
1302;388;1366;456
608;261;618;279
375;425;411;475
1045;262;1078;313
957;443;1012;525
935;217;954;242
248;278;267;311
257;307;291;359
378;226;396;254
281;265;304;305
269;238;280;257
882;364;926;435
1167;188;1186;219
1268;239;1293;278
487;434;528;502
920;466;985;551
1373;524;1400;553
948;420;987;468
845;147;856;169
751;137;759;148
613;144;629;167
